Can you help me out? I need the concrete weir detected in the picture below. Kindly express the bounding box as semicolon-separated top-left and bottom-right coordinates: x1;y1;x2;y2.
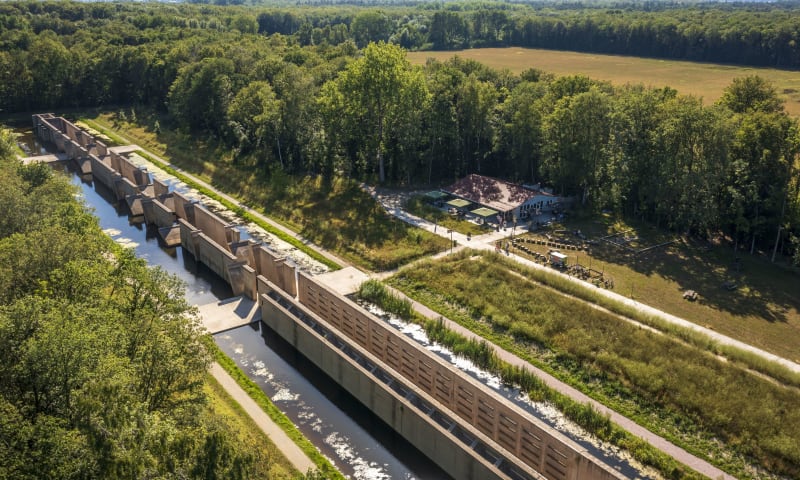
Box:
33;114;633;480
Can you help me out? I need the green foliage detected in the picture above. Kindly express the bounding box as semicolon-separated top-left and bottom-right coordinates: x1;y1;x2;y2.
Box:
357;279;413;319
358;279;702;479
2;2;799;256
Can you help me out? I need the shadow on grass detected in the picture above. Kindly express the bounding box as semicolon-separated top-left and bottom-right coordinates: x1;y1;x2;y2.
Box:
566;217;798;325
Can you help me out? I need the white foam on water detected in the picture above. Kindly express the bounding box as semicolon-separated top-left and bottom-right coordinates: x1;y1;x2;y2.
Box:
272;388;299;402
114;237;139;249
250;360;273;380
324;432;393;480
363;301;659;479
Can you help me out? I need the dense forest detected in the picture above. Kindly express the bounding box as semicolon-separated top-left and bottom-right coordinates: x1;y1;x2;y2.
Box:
0;128;294;478
0;0;798;261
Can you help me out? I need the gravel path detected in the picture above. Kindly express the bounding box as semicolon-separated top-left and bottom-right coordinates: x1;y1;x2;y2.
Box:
368;188;800;375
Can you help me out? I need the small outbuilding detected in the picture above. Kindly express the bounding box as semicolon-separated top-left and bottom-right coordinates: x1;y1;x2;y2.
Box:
549;251;568;267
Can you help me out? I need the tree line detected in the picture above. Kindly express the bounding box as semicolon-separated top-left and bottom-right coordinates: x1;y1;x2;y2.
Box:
0;1;798;261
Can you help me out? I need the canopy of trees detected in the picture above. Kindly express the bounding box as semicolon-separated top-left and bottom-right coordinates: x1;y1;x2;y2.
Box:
0;0;798;259
0;129;266;479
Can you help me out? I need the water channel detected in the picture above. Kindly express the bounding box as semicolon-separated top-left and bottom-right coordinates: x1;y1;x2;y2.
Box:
13;127;450;480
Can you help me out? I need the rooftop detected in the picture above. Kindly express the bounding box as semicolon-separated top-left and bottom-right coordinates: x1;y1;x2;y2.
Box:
443;174;552;212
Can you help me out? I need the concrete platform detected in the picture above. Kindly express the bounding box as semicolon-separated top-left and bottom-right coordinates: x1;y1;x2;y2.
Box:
198;296;261;334
21;153;70;164
314;266;369;296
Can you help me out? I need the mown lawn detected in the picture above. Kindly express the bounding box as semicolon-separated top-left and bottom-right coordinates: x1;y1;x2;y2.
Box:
389;251;800;479
517;215;800;362
80;112;449;271
407;47;800;116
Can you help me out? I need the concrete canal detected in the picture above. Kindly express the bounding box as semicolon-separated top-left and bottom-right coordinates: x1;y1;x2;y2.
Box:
14;127;451;480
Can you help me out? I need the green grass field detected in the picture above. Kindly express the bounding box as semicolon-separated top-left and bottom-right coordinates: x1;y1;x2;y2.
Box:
204;374;298;480
407;47;800;116
513;216;800;363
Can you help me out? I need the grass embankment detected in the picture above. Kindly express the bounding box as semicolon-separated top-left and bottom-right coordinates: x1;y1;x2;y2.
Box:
520;215;800;364
79;113;448;271
386;251;800;480
357;279;702;480
205;338;344;480
204;374;299;480
404;195;491;236
407;47;800;117
76;117;341;271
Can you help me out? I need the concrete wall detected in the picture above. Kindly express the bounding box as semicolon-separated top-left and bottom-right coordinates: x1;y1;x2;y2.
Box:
172;191;195;224
295;272;626;480
154;178;170;198
110;151;149;188
254;246;297;296
261;292;525;480
177;219;257;300
193;205;239;251
142;198;177;229
33;114;94;174
90;155;121;193
228;263;257;299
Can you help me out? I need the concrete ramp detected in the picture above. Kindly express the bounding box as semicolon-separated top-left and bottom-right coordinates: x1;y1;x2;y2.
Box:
21;153;70;165
198;296;261;334
314;266;369;296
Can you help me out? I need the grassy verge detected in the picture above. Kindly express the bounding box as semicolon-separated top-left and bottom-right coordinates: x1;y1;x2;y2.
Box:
386;251;800;479
79;113;448;271
204;337;344;480
77;117;341;271
357;280;702;480
508;235;800;387
204;373;298;480
404;195;491;236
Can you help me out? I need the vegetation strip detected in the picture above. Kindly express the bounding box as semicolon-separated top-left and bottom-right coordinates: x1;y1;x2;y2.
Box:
206;338;344;480
383;252;800;479
357;280;703;480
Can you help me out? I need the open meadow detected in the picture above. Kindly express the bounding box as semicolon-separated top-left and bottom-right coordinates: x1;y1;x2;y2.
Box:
407;47;800;116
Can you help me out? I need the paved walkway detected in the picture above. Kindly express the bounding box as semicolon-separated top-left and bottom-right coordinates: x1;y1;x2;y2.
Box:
21;152;69;164
209;363;316;474
398;292;734;480
100;136;325;475
198;296;261;334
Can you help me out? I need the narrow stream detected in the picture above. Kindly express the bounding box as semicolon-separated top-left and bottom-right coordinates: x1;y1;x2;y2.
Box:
13;127;450;480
